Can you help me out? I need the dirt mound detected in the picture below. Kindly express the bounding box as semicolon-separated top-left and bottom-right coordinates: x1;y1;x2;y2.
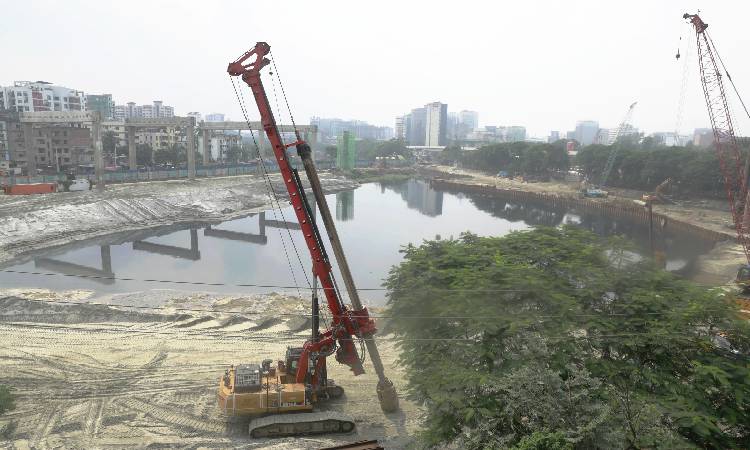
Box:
0;296;188;324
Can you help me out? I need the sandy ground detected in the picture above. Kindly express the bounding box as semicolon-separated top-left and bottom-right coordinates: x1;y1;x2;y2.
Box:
0;289;421;449
426;165;747;287
0;172;357;267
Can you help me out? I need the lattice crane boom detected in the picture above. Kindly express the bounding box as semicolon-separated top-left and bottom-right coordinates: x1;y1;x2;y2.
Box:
684;13;750;263
600;102;637;187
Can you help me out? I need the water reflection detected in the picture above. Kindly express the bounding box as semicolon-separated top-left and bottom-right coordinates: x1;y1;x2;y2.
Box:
34;245;115;285
133;229;201;260
384;179;444;217
336;191;354;221
0;179;717;304
462;191;714;273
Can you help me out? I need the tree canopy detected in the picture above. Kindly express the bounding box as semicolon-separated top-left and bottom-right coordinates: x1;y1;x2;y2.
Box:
575;144;728;196
225;145;252;164
386;227;750;449
454;141;570;177
153;144;185;166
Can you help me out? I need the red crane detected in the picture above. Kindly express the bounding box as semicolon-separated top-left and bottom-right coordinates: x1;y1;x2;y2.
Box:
684;13;750;286
223;42;398;430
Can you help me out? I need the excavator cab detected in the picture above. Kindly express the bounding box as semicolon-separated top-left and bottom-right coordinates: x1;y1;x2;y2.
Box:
283;347;304;383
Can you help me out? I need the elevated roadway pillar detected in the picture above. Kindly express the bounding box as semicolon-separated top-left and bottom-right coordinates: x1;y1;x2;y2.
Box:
22;123;36;176
127;126;136;170
202;127;210;165
187;118;195;180
91;112;104;191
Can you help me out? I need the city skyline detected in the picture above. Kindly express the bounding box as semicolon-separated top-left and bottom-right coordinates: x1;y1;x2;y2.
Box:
3;1;749;139
0;79;718;145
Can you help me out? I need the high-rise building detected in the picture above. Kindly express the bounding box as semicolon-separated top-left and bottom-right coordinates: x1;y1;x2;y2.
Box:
187;112;202;122
400;102;449;146
458;110;479;131
112;100;175;119
0;81;85;113
86;94;114;120
505;126;526;142
311;117;393;142
446;112;459;140
405;107;426;146
425;102;448;147
595;128;610;144
548;131;560;143
206;113;225;122
574;120;599;146
693;128;713;147
395;116;406;140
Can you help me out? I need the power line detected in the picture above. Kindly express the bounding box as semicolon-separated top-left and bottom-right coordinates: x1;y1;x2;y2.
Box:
230;75;310;299
0;268;532;292
0;321;733;344
4;295;740;322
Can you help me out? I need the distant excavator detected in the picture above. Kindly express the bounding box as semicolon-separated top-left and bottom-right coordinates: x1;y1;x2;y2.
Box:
642;178;675;204
220;42;399;438
581;102;637;198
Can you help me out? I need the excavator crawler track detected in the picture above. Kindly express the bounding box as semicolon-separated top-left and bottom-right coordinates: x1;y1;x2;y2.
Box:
248;411;355;438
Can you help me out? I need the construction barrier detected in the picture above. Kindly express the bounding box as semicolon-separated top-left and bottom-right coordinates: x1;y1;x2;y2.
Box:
0;159;401;187
1;161;333;186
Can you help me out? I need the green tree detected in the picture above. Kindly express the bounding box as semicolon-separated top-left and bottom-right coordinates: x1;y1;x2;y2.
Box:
154;144;185;166
386;227;750;448
136;143;153;167
575;143;732;196
376;139;411;159
440;144;462;164
102;131;117;155
225;145;251;164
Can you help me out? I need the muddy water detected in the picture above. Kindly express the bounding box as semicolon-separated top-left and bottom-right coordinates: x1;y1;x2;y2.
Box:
0;179;716;305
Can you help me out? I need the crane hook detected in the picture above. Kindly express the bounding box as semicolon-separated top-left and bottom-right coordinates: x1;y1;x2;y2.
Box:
676;49;681;60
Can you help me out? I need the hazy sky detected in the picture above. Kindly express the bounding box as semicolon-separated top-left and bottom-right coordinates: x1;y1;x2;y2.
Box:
4;0;750;138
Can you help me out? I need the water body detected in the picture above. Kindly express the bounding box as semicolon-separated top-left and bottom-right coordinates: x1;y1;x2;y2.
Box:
0;179;715;305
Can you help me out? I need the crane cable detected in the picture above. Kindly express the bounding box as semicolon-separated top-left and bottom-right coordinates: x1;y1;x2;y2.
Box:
674;30;691;141
268;53;369;358
707;33;750;122
230;76;307;300
266;57;342;333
